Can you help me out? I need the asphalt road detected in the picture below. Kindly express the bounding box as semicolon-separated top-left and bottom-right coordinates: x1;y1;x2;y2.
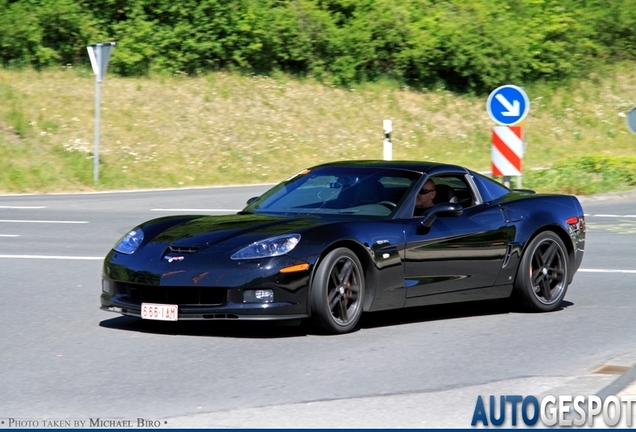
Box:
1;187;636;428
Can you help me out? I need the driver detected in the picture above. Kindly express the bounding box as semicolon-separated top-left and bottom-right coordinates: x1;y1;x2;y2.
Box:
414;179;436;216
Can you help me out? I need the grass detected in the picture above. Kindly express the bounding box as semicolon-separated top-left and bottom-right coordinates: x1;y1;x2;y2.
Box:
1;63;636;194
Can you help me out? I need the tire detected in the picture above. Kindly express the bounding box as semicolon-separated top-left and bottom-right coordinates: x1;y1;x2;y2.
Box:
311;247;365;334
513;231;569;312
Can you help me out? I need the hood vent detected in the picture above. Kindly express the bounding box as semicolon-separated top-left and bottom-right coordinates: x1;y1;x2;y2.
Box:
169;245;199;254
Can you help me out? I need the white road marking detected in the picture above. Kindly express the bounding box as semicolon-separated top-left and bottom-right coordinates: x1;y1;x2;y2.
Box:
0;219;88;224
0;234;19;237
0;208;624;217
0;255;102;260
0;206;46;209
151;209;240;212
579;269;636;274
585;214;636;218
0;255;632;277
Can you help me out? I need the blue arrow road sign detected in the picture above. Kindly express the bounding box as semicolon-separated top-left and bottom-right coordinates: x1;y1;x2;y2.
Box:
487;85;530;126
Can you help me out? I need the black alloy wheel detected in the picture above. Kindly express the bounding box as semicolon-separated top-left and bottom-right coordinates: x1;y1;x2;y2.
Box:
311;247;364;334
514;231;569;311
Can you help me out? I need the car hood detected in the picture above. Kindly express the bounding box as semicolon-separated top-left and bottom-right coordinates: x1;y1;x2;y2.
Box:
147;213;324;251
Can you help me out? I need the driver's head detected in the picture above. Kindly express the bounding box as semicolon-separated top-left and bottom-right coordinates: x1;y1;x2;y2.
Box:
415;179;436;209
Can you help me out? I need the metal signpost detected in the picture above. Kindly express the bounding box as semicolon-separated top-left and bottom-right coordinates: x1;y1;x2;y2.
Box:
87;42;116;182
486;85;530;188
627;107;636;135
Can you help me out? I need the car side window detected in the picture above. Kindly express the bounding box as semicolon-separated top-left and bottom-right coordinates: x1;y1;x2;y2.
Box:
378;176;413;205
432;176;475;208
470;172;510;203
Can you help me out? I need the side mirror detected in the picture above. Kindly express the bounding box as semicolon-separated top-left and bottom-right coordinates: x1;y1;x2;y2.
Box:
419;203;463;228
246;197;259;205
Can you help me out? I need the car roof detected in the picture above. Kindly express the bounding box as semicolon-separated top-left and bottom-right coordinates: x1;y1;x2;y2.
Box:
310;159;467;174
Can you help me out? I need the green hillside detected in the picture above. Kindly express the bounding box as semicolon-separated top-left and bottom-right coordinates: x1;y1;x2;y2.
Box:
1;0;636;194
1;64;636;194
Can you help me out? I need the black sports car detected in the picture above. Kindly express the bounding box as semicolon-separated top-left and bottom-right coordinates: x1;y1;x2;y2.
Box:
101;160;585;334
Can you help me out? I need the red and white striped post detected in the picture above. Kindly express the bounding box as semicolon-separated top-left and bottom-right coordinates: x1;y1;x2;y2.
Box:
491;126;524;185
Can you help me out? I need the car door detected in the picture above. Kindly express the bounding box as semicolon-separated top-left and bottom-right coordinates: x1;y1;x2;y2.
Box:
402;176;511;305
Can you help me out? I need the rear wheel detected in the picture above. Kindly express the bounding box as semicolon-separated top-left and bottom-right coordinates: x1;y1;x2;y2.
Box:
311;248;364;334
514;231;569;311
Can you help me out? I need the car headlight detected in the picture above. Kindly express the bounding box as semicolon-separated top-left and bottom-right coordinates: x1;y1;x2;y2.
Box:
231;234;301;260
114;228;144;254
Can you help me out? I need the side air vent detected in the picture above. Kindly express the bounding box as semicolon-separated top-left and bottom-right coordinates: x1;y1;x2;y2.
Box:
502;244;513;268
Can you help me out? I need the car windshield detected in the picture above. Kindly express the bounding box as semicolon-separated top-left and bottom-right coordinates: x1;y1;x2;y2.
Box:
243;166;421;217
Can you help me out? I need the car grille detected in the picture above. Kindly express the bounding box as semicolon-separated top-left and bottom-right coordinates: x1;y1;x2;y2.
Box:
115;282;225;306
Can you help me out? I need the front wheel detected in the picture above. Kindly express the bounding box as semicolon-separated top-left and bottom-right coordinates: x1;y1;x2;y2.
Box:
513;231;569;312
310;248;364;334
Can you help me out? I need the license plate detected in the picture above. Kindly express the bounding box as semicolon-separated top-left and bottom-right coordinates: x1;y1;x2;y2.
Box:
141;303;178;321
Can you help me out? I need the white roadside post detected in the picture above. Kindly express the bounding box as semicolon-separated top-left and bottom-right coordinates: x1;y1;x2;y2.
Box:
87;42;116;183
383;119;393;160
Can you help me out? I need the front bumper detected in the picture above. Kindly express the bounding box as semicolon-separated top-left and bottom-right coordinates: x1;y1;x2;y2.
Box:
100;303;308;321
101;242;318;321
100;272;311;321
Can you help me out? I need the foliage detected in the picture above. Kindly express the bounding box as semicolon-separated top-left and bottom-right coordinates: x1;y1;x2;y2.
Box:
0;0;98;67
584;0;636;61
1;0;636;90
0;66;635;194
0;138;95;192
524;156;636;195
